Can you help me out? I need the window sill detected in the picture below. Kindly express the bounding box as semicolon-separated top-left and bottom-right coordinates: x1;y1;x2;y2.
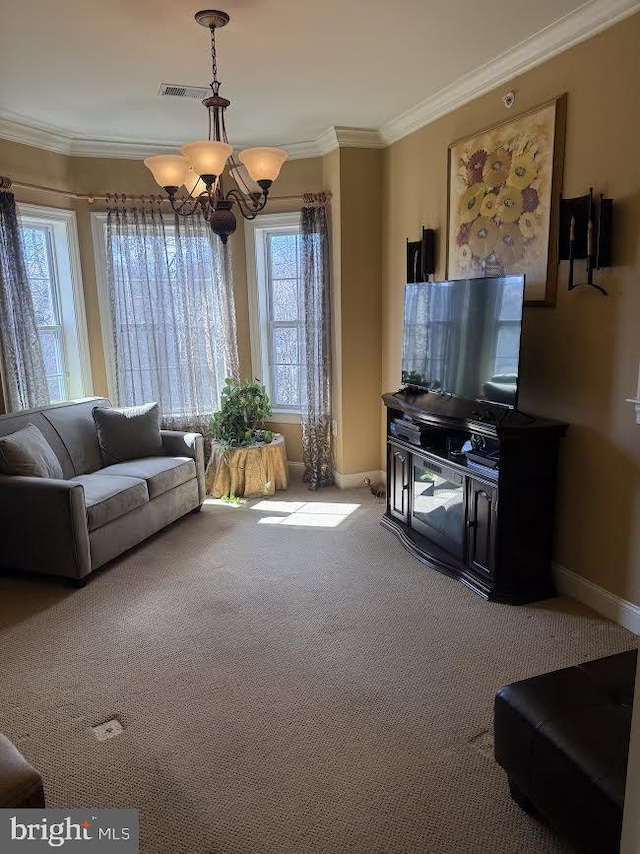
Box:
267;412;301;424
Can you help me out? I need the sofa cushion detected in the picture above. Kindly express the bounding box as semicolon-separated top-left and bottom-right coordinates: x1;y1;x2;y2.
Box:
0;423;64;479
71;473;149;532
92;402;162;466
96;456;196;500
0;407;77;478
42;398;110;476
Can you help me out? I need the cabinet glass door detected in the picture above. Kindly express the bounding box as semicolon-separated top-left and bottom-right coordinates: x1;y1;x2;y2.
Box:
411;456;465;559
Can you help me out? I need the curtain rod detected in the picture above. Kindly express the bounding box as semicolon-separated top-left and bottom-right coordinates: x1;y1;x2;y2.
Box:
0;176;330;205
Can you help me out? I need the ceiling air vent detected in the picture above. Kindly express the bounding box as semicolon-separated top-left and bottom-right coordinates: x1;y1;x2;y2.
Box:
158;83;209;100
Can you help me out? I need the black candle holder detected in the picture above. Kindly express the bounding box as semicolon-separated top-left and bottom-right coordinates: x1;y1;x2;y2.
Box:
558;188;613;296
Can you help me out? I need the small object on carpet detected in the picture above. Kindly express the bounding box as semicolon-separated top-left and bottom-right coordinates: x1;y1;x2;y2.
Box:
364;477;385;499
91;718;124;742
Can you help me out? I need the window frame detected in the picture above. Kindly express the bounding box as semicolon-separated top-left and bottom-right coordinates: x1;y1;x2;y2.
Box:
18;203;93;402
245;212;302;422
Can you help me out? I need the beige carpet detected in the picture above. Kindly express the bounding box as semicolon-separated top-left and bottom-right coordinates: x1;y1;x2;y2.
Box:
0;475;636;853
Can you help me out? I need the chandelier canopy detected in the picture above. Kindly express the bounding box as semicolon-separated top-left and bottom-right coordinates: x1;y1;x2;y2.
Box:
144;10;288;243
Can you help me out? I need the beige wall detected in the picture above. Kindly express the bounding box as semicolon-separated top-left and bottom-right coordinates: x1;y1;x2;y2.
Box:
337;148;383;475
382;14;640;603
319;147;383;478
323;149;344;473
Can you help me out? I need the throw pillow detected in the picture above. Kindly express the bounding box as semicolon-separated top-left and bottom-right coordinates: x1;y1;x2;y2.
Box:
92;402;163;465
0;423;64;479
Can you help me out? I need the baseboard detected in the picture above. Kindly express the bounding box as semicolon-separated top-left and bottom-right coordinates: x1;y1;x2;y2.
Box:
287;463;386;491
553;562;640;635
333;469;386;490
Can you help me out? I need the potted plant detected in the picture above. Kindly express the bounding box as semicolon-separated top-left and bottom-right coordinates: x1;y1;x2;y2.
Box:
209;378;274;447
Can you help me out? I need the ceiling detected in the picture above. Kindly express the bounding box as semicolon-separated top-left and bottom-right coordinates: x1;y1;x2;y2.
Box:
1;0;637;158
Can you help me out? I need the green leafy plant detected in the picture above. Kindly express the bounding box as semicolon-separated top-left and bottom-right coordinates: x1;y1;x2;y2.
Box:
220;492;246;506
210;378;272;447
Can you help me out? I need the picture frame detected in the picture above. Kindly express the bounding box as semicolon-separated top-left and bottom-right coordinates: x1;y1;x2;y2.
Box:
446;94;566;306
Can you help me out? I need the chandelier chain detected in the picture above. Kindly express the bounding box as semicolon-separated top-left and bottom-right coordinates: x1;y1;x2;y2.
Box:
210;26;220;97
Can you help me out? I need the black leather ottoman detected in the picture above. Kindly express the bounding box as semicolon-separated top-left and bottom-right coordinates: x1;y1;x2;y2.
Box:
494;649;637;854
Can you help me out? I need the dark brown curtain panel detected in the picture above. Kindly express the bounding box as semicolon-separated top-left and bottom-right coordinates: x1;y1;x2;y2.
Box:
299;202;333;489
0;192;49;411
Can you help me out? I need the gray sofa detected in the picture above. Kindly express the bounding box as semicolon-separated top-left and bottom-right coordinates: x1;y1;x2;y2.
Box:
0;398;205;585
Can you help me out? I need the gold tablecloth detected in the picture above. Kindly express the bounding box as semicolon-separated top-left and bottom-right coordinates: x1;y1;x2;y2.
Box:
206;434;289;498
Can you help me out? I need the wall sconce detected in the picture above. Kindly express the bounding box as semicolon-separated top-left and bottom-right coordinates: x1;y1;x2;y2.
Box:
406;228;436;283
558;187;613;295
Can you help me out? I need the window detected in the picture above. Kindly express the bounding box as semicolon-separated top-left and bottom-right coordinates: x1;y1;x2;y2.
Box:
18;205;92;402
246;213;302;417
92;212;234;420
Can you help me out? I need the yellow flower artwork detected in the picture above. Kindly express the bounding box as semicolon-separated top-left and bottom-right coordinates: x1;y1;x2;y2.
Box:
447;97;565;304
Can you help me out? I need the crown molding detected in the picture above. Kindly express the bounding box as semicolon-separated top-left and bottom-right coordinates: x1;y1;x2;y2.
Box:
314;127;340;157
2;1;639;159
0;110;184;159
379;0;640;145
0;111;78;156
335;127;385;149
301;126;385;157
288;127;384;159
284;138;329;160
0;111;384;161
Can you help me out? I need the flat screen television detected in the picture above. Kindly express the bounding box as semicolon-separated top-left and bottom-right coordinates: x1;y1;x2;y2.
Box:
401;275;525;408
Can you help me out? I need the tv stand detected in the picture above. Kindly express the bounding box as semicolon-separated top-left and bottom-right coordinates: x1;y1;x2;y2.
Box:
382;392;568;604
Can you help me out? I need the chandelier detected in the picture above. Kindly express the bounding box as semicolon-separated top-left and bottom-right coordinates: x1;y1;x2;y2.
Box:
144;10;288;244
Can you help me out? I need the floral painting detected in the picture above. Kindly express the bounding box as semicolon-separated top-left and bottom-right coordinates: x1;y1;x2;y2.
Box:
447;97;565;304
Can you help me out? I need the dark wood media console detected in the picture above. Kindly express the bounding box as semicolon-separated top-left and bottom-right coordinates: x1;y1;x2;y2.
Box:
382;391;568;604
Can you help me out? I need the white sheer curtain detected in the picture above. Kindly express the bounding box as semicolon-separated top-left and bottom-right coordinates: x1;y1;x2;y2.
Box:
105;204;239;433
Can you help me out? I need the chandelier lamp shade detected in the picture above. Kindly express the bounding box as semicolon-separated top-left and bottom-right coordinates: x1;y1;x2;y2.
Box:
144;10;288;243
